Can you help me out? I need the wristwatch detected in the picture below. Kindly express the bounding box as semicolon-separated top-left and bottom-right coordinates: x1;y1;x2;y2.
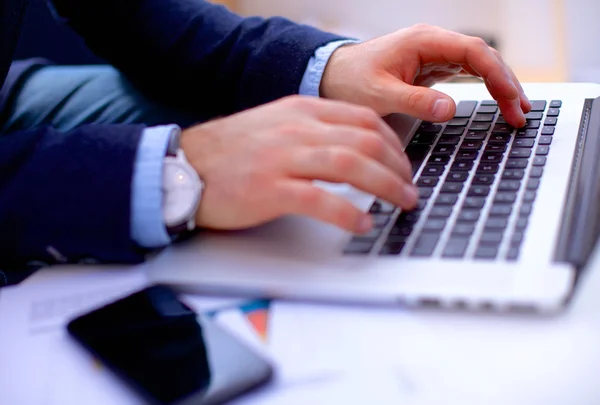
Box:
162;128;204;236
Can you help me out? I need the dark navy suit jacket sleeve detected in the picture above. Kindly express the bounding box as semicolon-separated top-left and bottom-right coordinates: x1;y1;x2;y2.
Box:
0;0;346;281
50;0;347;117
0;124;147;282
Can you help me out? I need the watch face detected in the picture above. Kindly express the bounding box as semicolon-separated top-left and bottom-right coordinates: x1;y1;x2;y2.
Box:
163;160;202;226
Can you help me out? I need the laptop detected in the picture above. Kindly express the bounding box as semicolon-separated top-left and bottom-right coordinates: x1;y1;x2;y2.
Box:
147;82;600;314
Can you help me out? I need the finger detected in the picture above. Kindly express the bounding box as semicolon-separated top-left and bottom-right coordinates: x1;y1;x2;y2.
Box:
277;179;375;234
416;31;524;122
292;97;405;155
291;124;413;183
386;80;457;122
287;146;418;210
492;48;531;113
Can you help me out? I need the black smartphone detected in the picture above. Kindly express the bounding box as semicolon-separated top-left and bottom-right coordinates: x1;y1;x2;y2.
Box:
67;285;273;405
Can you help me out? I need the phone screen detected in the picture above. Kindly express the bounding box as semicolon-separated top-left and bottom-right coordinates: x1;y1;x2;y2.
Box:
67;285;272;405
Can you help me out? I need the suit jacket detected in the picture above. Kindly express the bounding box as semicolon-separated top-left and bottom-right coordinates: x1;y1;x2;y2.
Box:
0;0;344;284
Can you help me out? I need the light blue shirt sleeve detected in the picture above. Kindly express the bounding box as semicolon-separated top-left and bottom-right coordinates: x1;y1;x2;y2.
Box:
131;125;179;248
299;39;360;97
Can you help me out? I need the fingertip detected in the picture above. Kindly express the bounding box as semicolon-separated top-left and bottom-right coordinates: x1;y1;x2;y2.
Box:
431;98;454;121
401;184;419;208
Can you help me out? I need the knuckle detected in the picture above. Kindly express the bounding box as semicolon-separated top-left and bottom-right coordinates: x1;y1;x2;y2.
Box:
357;132;386;158
282;94;316;111
328;148;357;172
298;186;323;208
410;23;432;33
355;107;381;129
404;88;428;111
471;36;489;50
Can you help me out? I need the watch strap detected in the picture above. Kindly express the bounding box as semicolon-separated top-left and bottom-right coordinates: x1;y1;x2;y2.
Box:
166;127;181;157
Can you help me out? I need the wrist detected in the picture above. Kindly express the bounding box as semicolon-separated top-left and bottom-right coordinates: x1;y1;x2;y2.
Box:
320;42;360;100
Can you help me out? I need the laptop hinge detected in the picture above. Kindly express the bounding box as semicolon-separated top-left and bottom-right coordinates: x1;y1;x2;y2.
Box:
554;97;600;272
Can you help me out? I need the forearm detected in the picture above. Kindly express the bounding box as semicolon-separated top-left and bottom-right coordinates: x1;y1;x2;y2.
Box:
49;0;347;117
0;124;147;270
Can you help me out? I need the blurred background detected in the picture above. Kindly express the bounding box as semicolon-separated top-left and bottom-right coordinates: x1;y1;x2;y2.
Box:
14;0;600;84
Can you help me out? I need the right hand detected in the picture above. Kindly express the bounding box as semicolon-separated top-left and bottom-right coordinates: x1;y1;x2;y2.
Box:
180;95;417;234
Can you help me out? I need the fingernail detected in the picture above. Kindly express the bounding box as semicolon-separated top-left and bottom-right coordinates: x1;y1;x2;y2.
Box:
356;214;373;234
432;99;451;120
402;184;419;206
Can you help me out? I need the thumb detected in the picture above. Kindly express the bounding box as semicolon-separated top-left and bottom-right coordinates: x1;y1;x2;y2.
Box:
393;82;456;122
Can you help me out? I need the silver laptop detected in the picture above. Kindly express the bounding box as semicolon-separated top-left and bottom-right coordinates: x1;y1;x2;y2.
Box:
147;82;600;314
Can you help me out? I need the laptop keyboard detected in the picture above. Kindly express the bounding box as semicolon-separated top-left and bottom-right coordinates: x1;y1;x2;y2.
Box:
344;99;563;261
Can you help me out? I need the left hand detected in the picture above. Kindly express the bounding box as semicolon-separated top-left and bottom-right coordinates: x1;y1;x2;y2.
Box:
320;24;531;128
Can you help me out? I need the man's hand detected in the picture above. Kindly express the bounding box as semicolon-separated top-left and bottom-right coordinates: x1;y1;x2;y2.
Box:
321;24;531;128
181;96;415;234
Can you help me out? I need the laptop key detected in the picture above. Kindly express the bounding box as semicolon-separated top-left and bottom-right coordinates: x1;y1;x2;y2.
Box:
451;161;473;172
513;139;535;148
527;178;541;190
447;117;470;126
529;167;544;178
469;122;492;132
488;134;512;144
479;232;504;245
516;129;538;138
344;239;374;254
447;172;469;182
455;151;479;160
541;126;555;135
520;204;533;216
533;156;547;166
436;194;459;205
442;238;470;258
477;163;500;174
538;136;553;145
379;242;406;255
428;155;450;165
422;165;445;176
463;197;486;209
468;186;491;197
485;218;508;230
507;247;520;261
505;158;529;169
453;223;476;235
498;180;521;191
432;145;456;155
502;169;525;180
549;100;562;108
492;124;513;134
509;148;532;159
477;105;498;114
494;192;518;204
411;133;438;145
410;233;441;257
523;191;537;202
516;217;529;230
418;122;443;133
524;112;544;120
442;127;465;136
454;101;478;118
473;113;494;122
547;108;560;117
475;245;499;260
481;153;504;164
529;100;547;112
489;204;512;217
481;100;498;106
429;206;454;218
460;140;483;150
544;117;558;126
441;183;464;194
472;174;495;185
458;210;480;222
484;144;507;154
418;177;439;187
465;131;486;140
369;200;396;214
536;145;550;156
419;188;434;199
526;120;541;129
